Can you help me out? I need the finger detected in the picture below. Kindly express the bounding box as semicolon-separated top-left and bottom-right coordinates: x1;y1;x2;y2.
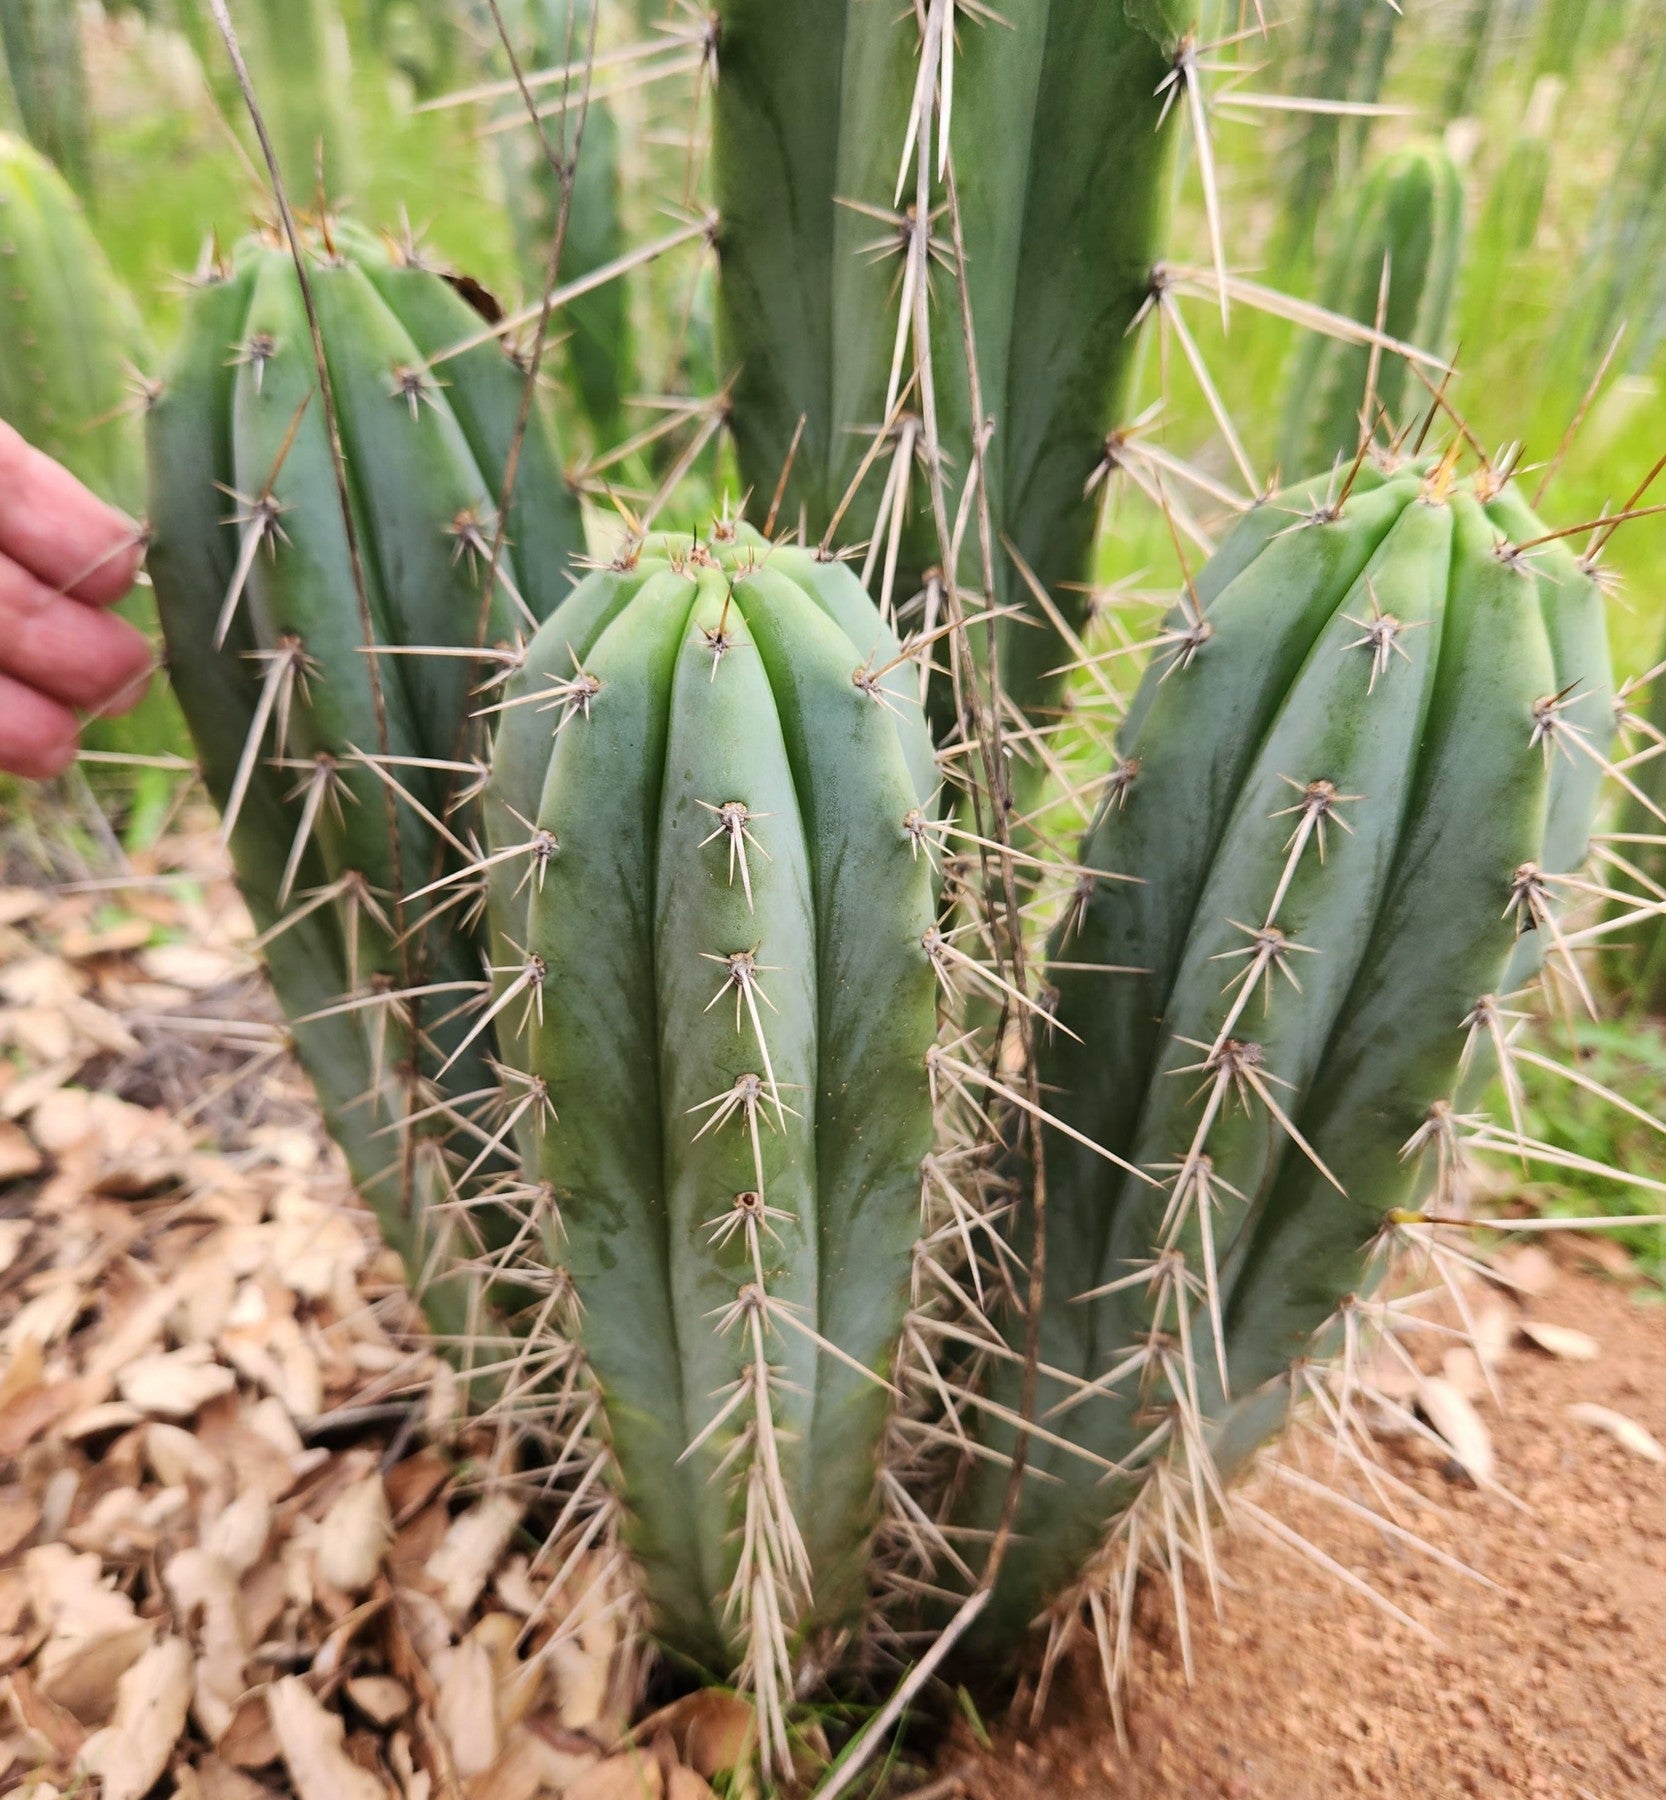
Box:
0;549;156;714
0;671;78;780
0;420;146;606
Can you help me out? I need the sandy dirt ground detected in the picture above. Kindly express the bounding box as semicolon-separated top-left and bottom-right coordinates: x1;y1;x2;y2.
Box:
950;1265;1666;1800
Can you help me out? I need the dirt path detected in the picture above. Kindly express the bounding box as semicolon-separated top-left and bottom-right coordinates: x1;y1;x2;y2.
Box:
953;1266;1666;1799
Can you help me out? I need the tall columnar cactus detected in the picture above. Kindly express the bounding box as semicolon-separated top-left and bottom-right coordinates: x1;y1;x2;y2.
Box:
711;0;1183;737
0;132;188;776
146;219;586;1360
1605;651;1666;1015
1575;29;1666;374
0;136;146;514
493;0;633;445
1279;0;1400;259
0;0;91;195
224;0;358;199
363;0;462;100
484;520;938;1723
1278;144;1466;481
1475;76;1559;268
1440;0;1500;123
948;457;1612;1650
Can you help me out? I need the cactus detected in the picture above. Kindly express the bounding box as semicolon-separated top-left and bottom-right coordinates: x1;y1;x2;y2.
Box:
145;219;586;1362
1475;76;1559;265
0;136;146;513
1574;30;1666;374
224;0;358;199
711;0;1184;738
0;0;91;195
363;0;461;100
1279;0;1401;259
1610;662;1666;1015
1278;144;1466;481
1440;0;1500;123
492;0;632;445
0;132;189;791
483;519;938;1712
947;457;1612;1651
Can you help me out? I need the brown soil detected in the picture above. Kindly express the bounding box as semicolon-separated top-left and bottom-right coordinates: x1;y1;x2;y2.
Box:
952;1268;1666;1800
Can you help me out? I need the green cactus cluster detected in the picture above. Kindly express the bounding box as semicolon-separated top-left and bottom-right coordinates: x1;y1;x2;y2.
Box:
21;0;1654;1782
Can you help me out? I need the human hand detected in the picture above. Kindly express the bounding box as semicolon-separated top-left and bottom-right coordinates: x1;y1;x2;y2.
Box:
0;420;151;780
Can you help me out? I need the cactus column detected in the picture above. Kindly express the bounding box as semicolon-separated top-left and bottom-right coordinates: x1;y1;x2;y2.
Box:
1279;143;1466;480
711;0;1185;738
952;458;1611;1649
485;521;937;1716
147;221;585;1362
0;132;190;779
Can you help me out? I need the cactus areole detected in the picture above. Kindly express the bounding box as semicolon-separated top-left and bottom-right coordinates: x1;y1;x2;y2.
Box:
956;457;1612;1648
485;520;938;1671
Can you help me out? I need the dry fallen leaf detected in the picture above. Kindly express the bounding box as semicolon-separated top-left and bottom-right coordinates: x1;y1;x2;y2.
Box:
205;1489;273;1577
24;1543;155;1722
0;1118;42;1183
1467;1297;1516;1373
1417;1375;1497;1487
5;1284;83;1356
427;1493;524;1624
138;943;247;990
1568;1402;1666;1464
317;1475;392;1597
345;1675;411;1728
633;1690;755;1784
1440;1346;1489;1403
193;1758;273;1800
0;888;45;928
163;1547;250;1743
0;1217;31;1276
1495;1242;1557;1297
267;1676;387;1800
435;1637;500;1778
144;1420;224;1489
79;1635;194;1800
116;1347;238;1420
266;1189;368;1299
6;1664;88;1765
566;1755;665;1800
1519;1320;1601;1362
464;1726;552;1800
0;1491;40;1559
